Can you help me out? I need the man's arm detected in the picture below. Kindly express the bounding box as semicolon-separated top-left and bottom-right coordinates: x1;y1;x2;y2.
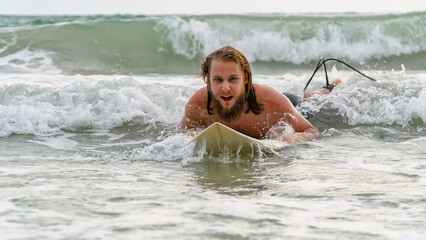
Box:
278;125;318;145
261;85;318;145
180;87;208;133
278;103;319;145
180;103;204;131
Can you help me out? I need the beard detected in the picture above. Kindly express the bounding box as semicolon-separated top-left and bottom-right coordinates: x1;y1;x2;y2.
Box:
211;91;246;123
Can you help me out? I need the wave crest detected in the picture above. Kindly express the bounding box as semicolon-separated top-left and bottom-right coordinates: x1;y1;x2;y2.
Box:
154;13;426;65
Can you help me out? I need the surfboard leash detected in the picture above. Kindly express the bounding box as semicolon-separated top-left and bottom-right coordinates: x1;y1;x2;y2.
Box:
303;58;378;93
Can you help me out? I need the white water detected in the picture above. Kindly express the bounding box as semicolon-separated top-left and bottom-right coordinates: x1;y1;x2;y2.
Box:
154;15;426;64
0;70;425;239
1;68;424;137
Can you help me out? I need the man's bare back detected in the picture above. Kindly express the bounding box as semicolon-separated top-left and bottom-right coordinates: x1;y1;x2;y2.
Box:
181;46;318;145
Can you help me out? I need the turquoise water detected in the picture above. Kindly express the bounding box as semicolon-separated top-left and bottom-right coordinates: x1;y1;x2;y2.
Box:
0;13;425;239
1;12;426;75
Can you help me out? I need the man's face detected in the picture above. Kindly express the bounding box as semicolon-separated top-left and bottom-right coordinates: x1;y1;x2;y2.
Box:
208;59;247;122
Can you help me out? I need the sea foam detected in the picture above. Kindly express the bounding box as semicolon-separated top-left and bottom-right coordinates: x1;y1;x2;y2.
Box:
0;75;190;137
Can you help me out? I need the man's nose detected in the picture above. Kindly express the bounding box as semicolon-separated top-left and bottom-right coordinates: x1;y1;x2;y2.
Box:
221;81;230;92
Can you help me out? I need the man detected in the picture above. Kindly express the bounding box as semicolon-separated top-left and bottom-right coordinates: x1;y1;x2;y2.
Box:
181;46;322;145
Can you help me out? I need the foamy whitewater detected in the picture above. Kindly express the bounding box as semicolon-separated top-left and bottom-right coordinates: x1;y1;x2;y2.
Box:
0;13;425;239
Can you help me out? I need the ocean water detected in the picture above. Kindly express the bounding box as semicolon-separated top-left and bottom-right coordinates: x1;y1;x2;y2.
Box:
0;13;425;239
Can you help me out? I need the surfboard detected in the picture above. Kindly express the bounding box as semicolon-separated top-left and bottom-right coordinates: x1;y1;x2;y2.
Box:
190;122;284;153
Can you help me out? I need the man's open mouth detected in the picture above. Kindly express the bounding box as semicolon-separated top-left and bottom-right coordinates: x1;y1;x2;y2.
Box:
221;96;233;102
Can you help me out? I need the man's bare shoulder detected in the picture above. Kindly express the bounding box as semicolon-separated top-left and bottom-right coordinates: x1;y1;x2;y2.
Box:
253;84;316;136
181;86;209;129
187;86;208;107
253;83;293;110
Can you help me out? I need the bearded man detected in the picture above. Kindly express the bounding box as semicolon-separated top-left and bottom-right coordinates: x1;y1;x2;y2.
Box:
181;46;318;145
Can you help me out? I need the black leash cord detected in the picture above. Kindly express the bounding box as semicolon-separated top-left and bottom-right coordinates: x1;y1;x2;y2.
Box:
303;58;378;92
